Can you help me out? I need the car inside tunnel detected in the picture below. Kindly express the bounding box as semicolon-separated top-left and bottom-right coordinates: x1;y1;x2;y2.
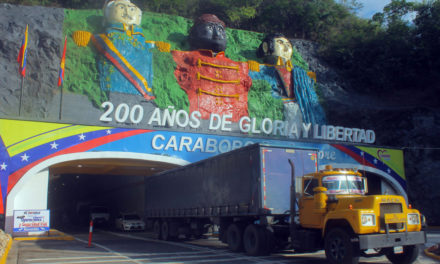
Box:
47;158;179;231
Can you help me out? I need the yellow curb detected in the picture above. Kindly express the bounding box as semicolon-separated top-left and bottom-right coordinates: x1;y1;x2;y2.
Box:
424;248;440;261
13;229;75;241
0;234;12;264
14;235;74;241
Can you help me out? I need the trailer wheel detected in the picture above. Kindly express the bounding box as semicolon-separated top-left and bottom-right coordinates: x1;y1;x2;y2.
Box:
243;224;268;256
385;245;419;264
227;223;244;252
153;220;161;239
324;228;359;264
161;221;171;241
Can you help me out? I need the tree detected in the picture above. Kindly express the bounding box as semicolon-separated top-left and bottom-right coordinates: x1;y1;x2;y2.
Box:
338;0;363;14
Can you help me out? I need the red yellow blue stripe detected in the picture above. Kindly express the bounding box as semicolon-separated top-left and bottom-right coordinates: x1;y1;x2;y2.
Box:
58;36;67;86
17;24;28;77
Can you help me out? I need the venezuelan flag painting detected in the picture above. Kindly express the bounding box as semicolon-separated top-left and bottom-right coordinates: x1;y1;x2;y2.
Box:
58;35;67;86
17;24;28;77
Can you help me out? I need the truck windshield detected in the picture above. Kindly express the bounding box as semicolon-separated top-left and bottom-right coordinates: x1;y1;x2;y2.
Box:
322;175;365;195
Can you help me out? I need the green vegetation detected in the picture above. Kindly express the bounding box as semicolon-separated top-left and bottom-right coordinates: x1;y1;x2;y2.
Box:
248;79;284;121
10;0;438;103
320;0;440;99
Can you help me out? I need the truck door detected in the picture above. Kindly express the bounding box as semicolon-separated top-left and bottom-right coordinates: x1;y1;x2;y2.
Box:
299;177;325;228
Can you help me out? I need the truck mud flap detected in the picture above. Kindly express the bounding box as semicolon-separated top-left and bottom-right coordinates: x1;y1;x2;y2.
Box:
358;231;426;250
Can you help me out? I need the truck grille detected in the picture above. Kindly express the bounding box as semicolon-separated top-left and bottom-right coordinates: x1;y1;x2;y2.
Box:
380;203;404;231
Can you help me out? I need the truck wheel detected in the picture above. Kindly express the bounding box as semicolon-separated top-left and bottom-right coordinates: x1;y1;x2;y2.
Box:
385;245;419;264
161;221;171;241
153;220;161;239
243;224;268;256
227;223;244;252
264;227;276;254
324;228;359;264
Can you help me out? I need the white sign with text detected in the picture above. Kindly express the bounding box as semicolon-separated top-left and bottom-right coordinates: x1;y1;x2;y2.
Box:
13;210;50;232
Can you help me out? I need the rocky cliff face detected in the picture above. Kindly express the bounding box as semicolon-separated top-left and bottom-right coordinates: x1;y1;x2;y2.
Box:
0;4;64;119
1;4;439;224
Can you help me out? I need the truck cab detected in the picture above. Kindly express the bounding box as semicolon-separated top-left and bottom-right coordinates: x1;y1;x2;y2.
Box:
296;165;426;264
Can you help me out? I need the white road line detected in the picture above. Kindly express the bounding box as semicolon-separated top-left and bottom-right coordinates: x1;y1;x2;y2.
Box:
135;251;241;261
74;236;143;264
28;259;134;264
143;256;259;264
24;251;211;262
104;231;278;263
33;231;285;264
25;255;126;261
105;231;218;252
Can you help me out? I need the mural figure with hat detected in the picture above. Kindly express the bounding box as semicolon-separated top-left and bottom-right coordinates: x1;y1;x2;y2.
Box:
171;14;252;122
251;33;326;126
72;0;169;101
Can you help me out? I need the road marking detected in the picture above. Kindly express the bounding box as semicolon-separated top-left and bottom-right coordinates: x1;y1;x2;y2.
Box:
103;231;284;263
25;231;288;264
74;236;143;264
134;252;241;261
28;259;135;264
25;255;128;261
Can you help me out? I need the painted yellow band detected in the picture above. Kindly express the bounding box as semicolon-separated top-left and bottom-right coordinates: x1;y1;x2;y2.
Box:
198;88;239;99
197;72;240;84
198;59;239;71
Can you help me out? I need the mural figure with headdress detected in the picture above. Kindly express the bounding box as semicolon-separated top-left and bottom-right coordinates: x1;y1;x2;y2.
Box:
72;0;169;101
171;14;252;122
251;33;326;126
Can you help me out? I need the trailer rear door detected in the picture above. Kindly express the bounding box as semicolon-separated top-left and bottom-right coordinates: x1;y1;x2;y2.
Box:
261;146;318;214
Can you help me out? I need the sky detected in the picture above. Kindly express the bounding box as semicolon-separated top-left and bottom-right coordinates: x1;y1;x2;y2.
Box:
357;0;390;18
356;0;422;19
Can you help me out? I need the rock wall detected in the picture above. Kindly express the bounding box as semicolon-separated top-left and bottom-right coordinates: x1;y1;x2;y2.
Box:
0;4;64;119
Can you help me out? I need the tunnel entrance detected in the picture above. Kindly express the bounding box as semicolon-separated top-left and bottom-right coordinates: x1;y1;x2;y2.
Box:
47;158;179;231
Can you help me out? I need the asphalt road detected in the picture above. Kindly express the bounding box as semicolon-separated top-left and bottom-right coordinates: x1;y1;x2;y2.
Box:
7;228;440;264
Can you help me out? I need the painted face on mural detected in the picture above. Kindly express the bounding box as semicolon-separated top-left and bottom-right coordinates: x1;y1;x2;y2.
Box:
105;0;142;26
272;37;293;62
190;22;227;52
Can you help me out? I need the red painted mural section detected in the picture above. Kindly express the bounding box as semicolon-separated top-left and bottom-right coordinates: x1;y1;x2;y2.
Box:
172;50;252;122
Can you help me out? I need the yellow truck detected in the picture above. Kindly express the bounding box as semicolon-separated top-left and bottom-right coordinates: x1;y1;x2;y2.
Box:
145;144;426;264
292;161;426;264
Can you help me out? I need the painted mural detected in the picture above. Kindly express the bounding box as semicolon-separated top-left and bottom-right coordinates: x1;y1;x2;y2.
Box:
0;119;406;214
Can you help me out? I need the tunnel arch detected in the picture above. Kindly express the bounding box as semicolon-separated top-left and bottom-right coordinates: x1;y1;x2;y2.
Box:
5;151;189;233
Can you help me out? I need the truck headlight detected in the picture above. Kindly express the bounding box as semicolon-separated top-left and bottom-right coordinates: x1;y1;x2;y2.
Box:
407;214;420;225
361;214;376;226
